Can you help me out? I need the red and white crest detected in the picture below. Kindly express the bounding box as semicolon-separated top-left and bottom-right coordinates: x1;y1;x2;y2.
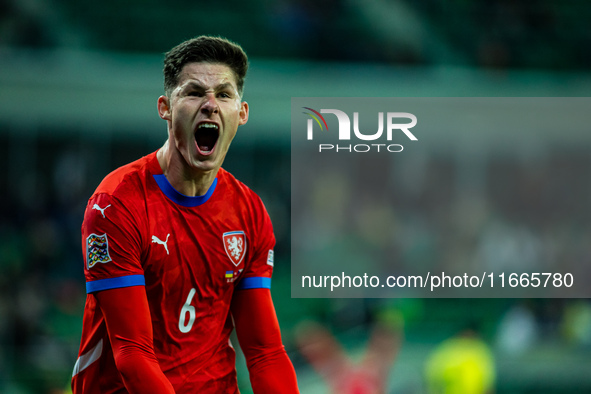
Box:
223;231;247;266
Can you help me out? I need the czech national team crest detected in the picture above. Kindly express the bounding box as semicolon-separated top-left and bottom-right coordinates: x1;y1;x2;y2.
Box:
86;233;112;269
222;231;247;266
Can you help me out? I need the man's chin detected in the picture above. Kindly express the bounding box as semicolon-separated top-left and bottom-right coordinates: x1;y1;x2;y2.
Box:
190;156;220;172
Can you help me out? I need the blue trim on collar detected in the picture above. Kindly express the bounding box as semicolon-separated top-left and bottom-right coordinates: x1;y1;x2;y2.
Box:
153;174;217;207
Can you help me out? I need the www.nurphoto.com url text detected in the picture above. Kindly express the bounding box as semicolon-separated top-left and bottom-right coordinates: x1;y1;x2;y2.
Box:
301;272;573;292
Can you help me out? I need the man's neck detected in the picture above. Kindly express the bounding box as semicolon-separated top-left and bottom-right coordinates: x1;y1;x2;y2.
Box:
156;142;218;197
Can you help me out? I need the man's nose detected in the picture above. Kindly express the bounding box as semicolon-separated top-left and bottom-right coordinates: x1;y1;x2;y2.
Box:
201;94;219;114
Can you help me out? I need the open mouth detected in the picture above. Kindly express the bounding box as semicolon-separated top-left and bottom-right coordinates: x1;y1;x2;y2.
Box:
195;122;219;156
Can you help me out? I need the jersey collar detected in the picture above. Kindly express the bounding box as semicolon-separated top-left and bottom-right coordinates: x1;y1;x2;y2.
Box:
153;174;217;207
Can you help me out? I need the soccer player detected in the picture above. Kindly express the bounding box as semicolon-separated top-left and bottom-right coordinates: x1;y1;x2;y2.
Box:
71;36;300;393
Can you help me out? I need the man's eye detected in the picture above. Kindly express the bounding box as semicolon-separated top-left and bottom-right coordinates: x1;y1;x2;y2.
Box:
188;91;202;97
218;92;231;98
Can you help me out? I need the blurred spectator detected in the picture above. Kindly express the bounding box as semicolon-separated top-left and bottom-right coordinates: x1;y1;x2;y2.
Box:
495;302;538;355
295;311;401;394
561;300;591;348
425;328;495;394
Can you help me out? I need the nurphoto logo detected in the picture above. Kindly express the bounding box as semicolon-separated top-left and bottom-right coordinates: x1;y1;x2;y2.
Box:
303;107;418;153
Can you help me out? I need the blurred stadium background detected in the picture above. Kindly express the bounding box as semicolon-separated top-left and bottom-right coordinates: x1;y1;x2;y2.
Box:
1;0;591;393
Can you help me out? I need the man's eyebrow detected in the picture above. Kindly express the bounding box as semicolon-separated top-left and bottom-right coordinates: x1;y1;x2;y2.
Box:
216;82;235;91
182;81;205;90
183;81;236;91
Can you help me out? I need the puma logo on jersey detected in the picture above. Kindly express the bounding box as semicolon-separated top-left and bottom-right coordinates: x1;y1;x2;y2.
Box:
92;204;111;218
152;234;170;255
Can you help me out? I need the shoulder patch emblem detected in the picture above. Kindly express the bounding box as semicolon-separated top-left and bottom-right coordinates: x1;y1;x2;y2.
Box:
267;250;274;266
222;231;247;266
86;233;112;269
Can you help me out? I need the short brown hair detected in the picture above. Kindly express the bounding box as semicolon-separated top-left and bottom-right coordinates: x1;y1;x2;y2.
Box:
163;36;249;97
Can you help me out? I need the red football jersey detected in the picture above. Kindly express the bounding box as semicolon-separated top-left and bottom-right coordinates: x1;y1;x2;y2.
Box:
72;152;275;393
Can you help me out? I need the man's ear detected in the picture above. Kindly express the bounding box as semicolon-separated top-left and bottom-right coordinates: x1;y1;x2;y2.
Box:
158;95;171;121
238;101;249;126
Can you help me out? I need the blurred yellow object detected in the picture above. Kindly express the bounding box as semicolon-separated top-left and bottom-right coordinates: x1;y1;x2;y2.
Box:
425;333;495;394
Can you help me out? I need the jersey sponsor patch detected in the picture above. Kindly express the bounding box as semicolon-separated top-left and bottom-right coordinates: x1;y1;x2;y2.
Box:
267;249;274;266
222;231;246;266
86;233;112;269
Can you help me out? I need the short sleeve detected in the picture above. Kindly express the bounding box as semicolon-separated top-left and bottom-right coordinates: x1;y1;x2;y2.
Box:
82;193;145;293
235;196;275;291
